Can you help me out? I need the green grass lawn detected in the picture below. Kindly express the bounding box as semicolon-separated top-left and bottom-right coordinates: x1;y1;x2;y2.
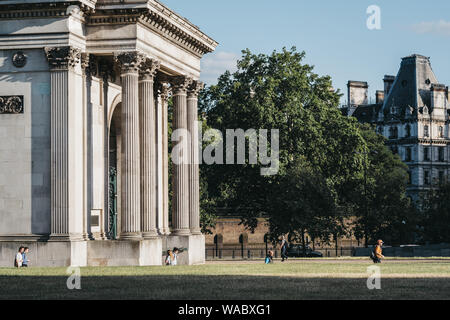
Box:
0;259;449;300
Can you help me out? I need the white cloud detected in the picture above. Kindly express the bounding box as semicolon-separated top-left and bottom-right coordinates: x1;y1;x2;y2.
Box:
200;51;240;85
411;20;450;36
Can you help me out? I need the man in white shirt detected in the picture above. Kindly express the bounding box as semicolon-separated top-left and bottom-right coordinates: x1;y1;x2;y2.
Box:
15;247;24;268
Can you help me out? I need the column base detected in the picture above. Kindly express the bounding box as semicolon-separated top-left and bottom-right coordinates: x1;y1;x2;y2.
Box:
142;231;159;239
171;229;191;236
119;232;143;241
190;229;202;236
164;234;205;265
48;233;84;242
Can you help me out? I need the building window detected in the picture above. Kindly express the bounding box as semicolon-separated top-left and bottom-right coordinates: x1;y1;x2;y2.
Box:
439;171;445;185
424;147;430;161
424;170;430;185
405;124;411;138
391;145;398;154
408;171;412;185
439;147;445;162
405;147;412;162
439;126;444;138
389;126;398;139
424;125;429;137
378;126;383;135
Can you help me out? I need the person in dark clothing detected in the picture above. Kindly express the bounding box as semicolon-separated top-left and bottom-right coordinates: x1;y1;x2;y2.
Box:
22;247;30;267
280;236;288;262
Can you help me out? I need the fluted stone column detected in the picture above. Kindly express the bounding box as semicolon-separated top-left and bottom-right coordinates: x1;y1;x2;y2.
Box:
80;53;90;241
45;46;82;241
187;81;204;235
160;83;171;235
115;52;145;240
171;76;193;235
139;59;160;239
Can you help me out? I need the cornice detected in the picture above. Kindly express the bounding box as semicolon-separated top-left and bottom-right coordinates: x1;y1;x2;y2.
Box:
88;3;217;58
0;1;95;19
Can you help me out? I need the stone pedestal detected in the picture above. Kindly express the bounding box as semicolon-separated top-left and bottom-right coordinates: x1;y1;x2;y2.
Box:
0;240;87;267
87;239;163;266
165;234;205;265
0;239;164;267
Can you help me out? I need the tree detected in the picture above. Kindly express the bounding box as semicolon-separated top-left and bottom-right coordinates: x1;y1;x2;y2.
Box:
418;182;450;244
351;124;415;246
200;47;366;243
268;159;347;255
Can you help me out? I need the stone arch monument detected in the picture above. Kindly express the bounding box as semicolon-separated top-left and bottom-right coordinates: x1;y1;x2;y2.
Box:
0;0;217;266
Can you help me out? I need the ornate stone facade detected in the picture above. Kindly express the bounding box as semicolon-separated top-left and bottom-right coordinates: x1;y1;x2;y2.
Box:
0;0;217;267
344;54;450;200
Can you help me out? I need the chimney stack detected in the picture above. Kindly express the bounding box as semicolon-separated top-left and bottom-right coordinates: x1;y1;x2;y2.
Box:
347;81;369;107
383;75;395;96
376;90;385;104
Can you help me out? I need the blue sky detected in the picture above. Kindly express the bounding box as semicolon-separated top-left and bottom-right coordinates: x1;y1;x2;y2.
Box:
163;0;450;104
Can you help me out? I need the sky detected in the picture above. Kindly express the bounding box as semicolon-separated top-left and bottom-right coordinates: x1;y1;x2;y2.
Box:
162;0;450;105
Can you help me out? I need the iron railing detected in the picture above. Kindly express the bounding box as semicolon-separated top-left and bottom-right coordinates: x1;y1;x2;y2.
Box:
205;247;358;260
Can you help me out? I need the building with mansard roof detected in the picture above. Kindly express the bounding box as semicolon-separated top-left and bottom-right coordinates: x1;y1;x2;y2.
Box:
343;54;450;199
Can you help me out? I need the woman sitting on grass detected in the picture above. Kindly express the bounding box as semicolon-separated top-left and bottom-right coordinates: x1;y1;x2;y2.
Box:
165;248;181;266
265;250;274;264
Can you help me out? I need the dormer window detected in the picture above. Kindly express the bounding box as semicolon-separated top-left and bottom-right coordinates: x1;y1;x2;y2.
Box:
389;126;398;139
405;124;411;137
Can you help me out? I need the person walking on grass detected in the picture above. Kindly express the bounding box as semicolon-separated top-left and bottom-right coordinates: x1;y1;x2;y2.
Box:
371;239;385;264
15;247;24;268
280;236;289;262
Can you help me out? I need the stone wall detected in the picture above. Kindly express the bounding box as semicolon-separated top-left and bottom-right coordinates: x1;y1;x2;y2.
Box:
0;48;51;236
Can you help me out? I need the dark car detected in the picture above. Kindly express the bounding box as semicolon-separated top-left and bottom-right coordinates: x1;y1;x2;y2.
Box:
286;244;323;258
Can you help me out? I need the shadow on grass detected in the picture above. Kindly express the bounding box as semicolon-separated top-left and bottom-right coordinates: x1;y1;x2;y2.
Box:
1;275;449;300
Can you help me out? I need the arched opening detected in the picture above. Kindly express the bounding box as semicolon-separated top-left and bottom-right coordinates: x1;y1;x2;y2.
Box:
108;103;122;239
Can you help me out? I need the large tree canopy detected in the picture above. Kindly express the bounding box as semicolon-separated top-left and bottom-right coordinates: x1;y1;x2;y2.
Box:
198;47;412;246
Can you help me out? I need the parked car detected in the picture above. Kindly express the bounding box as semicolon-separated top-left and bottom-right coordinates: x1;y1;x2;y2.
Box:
286;244;323;258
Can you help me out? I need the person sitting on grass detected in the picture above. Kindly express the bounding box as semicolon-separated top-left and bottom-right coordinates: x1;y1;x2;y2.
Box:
22;247;30;267
171;247;181;266
165;250;174;266
265;250;274;264
15;247;24;268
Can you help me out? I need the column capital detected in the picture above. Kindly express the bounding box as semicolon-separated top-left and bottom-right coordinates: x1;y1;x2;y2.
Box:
156;82;172;101
81;53;99;78
98;58;116;83
187;80;204;99
170;76;193;95
139;58;160;81
45;46;81;71
115;51;146;74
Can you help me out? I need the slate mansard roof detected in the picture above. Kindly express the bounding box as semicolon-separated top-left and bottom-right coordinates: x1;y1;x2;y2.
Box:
382;54;440;114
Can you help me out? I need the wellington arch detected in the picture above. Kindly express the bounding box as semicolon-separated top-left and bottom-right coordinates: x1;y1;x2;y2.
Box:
0;0;218;266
